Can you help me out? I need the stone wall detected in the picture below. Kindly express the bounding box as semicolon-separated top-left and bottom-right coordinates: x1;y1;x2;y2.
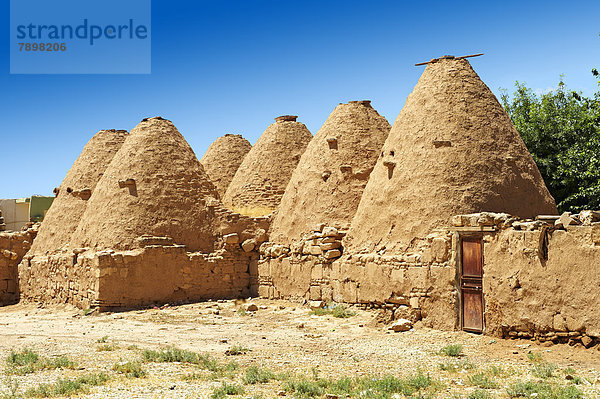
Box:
0;225;37;305
258;224;458;330
20;241;259;311
258;211;600;347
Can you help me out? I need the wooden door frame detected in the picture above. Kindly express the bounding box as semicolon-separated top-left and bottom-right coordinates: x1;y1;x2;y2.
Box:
457;233;485;333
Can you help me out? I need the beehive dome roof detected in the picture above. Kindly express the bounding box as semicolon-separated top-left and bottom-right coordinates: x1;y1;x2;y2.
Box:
30;129;128;254
222;116;312;217
270;101;390;243
200;134;251;198
71;117;219;252
346;58;557;253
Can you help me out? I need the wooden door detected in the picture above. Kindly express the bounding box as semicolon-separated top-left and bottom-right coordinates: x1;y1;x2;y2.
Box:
461;237;483;333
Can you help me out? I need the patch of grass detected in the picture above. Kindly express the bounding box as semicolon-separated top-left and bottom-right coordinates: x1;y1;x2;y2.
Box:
83;308;94;316
468;389;491;399
142;346;225;373
283;371;441;399
439;359;476;372
506;381;583;398
211;382;244;399
527;352;544;363
6;349;38;367
283;378;328;398
532;361;557;379
209;361;239;380
96;336;109;343
96;343;118;352
236;309;248;316
243;366;277;384
488;365;512;378
112;361;146;378
439;344;463;357
182;372;206;382
308;304;355;318
1;377;19;399
24;373;109;398
127;344;139;350
468;373;498;389
143;346;201;364
5;350;76;375
225;345;249;356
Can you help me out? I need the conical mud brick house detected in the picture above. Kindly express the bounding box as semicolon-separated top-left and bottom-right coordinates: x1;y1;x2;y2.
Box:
223;116;312;216
20;117;269;309
28;130;128;255
71;117;220;252
200;134;252;198
346;57;557;253
270;101;390;244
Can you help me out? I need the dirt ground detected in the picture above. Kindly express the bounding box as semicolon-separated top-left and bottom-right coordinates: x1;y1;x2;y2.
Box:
1;299;599;398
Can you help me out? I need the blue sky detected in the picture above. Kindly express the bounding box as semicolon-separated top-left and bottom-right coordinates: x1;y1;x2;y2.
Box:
1;0;599;198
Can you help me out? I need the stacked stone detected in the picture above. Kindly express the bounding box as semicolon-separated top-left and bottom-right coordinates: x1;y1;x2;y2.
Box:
0;209;5;231
260;225;345;264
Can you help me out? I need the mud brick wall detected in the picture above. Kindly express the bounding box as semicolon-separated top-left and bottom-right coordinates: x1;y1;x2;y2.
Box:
21;242;259;311
483;223;600;347
95;244;258;310
19;250;99;309
0;227;37;305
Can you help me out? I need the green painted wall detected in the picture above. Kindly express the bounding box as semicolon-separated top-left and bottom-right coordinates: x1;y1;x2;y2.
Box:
29;196;54;222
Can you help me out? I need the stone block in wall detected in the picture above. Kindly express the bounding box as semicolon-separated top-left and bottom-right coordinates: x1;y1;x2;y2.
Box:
405;266;429;287
309;285;321;300
310;263;323;280
320;242;341;251
321;284;333;302
431;237;450;262
553;314;567;331
323;249;341;259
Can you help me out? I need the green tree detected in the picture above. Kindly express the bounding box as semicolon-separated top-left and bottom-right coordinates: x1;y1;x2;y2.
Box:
501;74;600;213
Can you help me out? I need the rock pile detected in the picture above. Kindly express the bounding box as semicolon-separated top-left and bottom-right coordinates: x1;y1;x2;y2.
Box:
0;209;5;231
260;225;345;263
223;115;312;217
200;134;252;198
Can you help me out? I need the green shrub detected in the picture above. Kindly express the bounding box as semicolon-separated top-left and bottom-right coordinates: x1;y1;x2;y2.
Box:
439;344;463;357
143;347;201;364
468;389;491;399
112;361;146;378
211;382;244;399
24;373;109;398
6;349;38;367
308;304;355;318
96;343;117;352
532;362;557;379
243;366;277;384
6;350;76;375
468;373;498;389
506;380;583;398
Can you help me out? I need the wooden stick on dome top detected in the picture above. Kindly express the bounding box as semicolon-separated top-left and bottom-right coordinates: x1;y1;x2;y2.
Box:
414;53;484;66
